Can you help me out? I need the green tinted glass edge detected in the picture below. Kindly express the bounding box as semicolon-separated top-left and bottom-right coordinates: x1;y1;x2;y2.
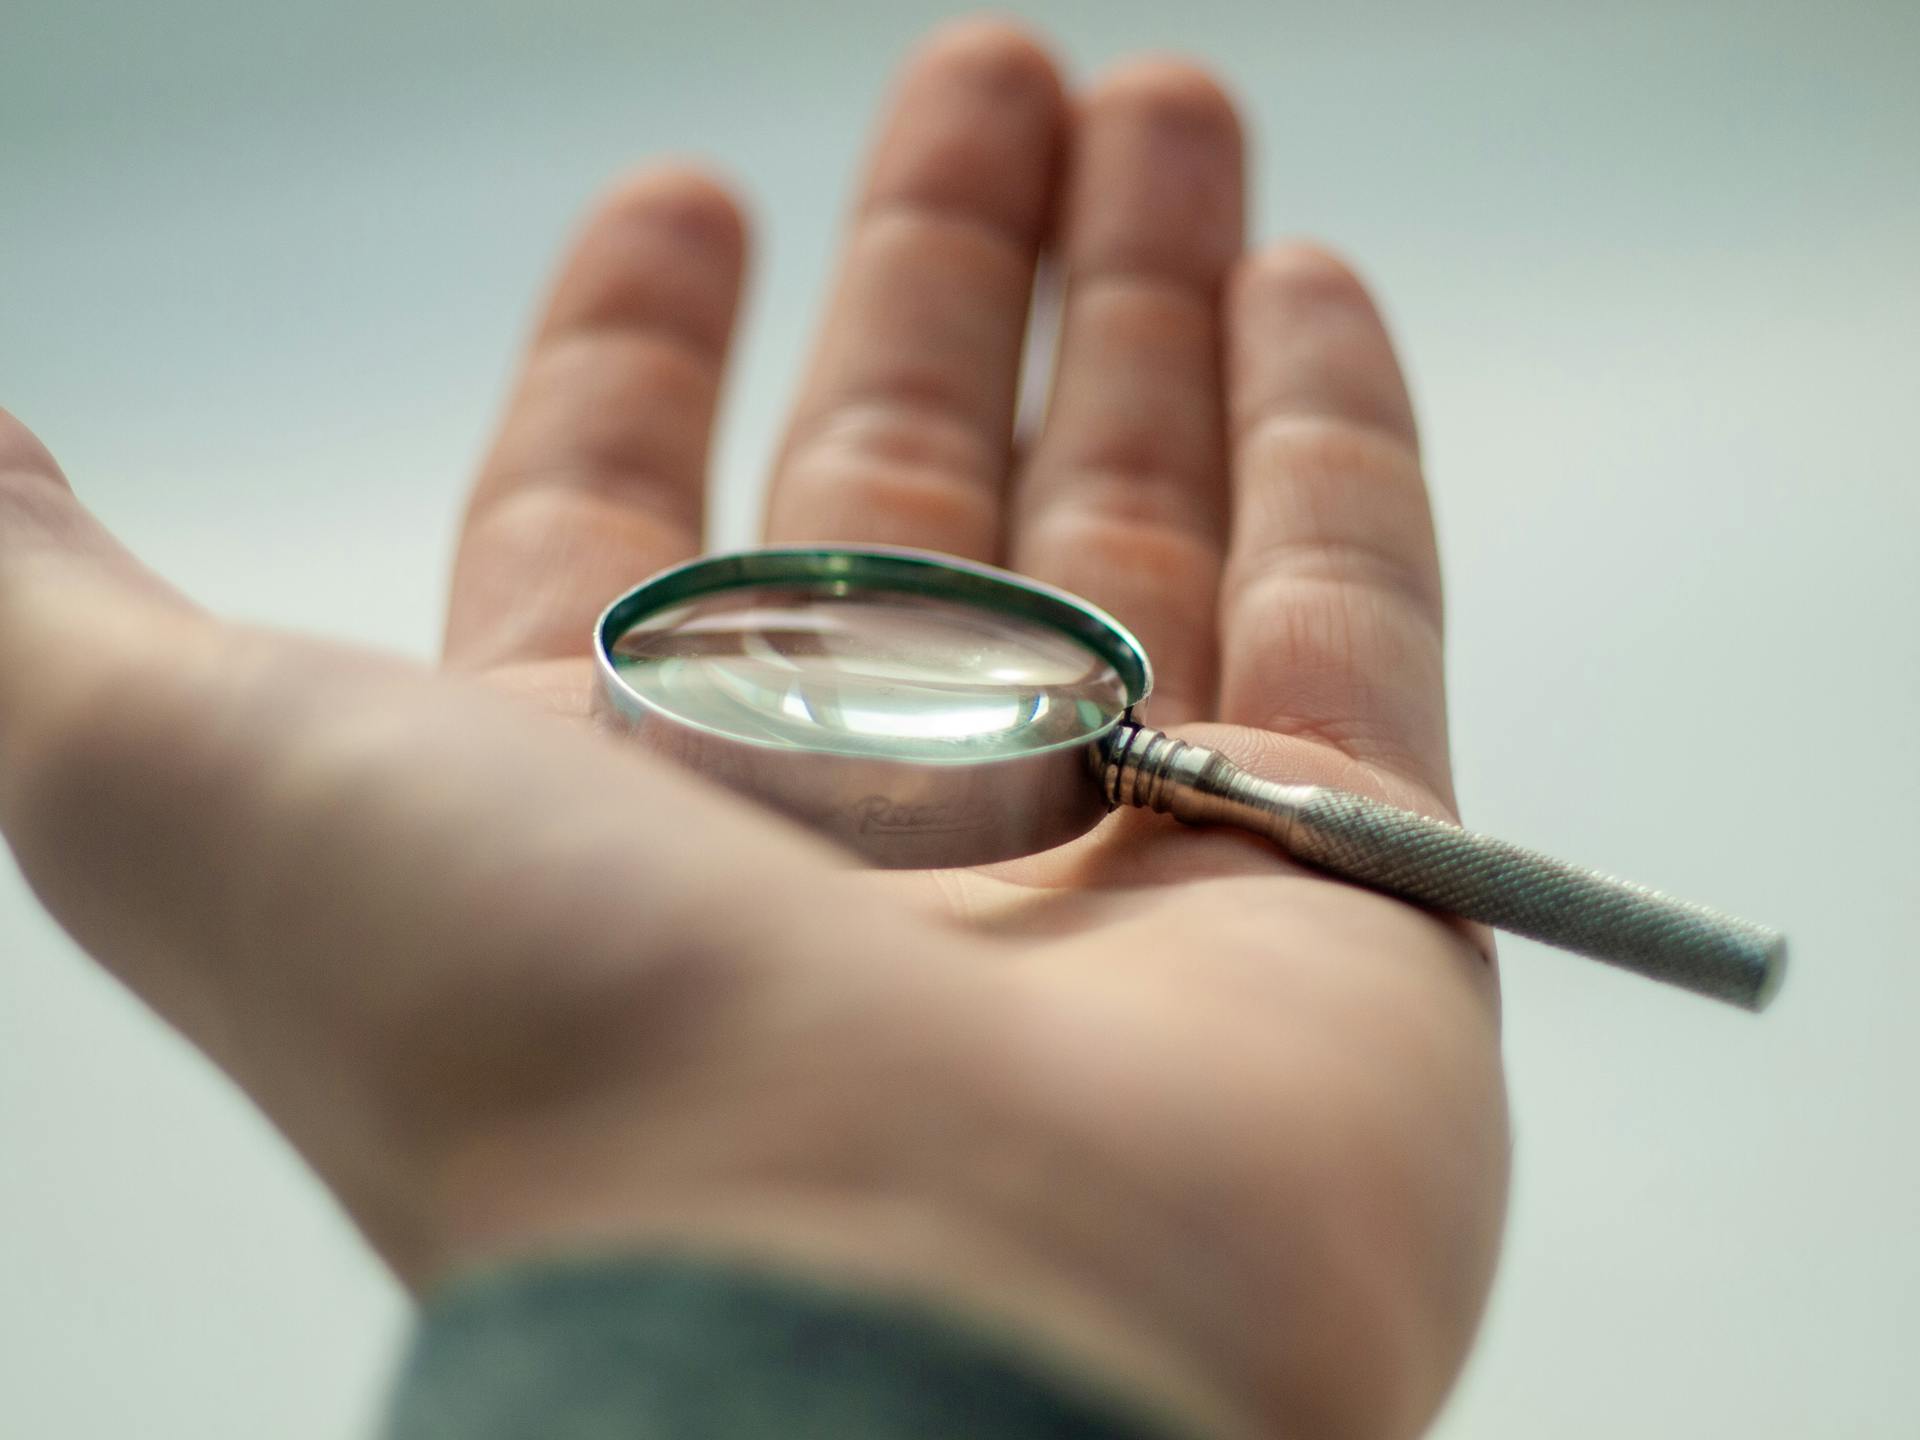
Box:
595;546;1155;764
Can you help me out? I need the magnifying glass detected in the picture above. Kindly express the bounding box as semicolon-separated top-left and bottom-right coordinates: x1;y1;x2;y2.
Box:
593;546;1786;1013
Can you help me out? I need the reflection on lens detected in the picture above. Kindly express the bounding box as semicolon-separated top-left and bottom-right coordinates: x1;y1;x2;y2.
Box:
610;584;1129;761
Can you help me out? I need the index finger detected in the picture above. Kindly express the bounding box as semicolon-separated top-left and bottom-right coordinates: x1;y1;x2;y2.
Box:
444;170;748;670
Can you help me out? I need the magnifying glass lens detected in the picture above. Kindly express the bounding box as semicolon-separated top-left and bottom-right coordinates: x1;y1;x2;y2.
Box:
609;584;1130;761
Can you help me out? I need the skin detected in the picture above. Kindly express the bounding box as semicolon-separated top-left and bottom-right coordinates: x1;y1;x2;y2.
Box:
0;21;1507;1440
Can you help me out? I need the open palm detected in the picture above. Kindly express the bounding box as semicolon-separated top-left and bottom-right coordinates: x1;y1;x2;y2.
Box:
0;23;1505;1440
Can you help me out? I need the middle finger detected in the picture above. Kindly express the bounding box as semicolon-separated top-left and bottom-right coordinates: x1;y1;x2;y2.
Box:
762;21;1065;560
1009;61;1244;726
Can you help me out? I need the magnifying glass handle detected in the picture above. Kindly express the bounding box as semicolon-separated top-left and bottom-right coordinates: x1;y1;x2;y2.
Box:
1103;724;1786;1011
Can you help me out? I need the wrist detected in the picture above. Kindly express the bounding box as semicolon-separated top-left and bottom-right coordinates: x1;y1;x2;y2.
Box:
415;955;1485;1440
413;958;1255;1438
432;1175;1253;1440
391;1251;1205;1440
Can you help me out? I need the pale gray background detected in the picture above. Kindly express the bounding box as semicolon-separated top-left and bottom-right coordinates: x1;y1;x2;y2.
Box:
3;1;1916;1435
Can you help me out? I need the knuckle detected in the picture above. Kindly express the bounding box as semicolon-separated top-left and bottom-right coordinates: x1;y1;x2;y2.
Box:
1223;575;1445;756
1232;530;1441;633
774;403;1000;550
780;461;999;551
536;322;718;415
785;397;998;491
1236;411;1426;515
1026;499;1221;594
853;201;1033;302
1227;419;1444;629
1024;460;1222;548
1227;259;1418;447
474;333;716;520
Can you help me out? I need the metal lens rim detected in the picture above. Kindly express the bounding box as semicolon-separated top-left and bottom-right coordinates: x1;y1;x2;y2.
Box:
593;545;1155;763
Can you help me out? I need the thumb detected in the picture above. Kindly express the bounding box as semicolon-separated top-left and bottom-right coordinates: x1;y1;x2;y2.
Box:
0;409;189;611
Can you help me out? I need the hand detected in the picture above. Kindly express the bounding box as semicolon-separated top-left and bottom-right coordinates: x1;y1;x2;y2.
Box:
0;21;1505;1440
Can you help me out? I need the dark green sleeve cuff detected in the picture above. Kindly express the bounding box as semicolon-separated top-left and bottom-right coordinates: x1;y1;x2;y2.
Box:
382;1253;1188;1440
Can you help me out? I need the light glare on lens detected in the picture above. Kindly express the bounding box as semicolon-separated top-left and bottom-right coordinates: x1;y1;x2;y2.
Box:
610;585;1129;762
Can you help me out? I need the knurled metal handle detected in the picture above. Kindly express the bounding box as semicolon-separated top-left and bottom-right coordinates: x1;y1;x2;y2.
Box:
1103;724;1786;1011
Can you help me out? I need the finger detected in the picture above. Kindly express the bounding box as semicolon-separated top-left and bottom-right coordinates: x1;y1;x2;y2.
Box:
762;20;1064;559
445;167;747;669
0;409;183;610
1217;245;1452;801
0;585;865;1276
1010;61;1243;726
